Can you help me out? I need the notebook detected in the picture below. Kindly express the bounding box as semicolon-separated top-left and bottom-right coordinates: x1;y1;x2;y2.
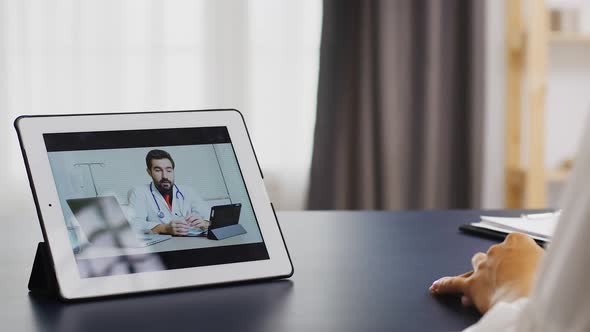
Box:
460;211;561;243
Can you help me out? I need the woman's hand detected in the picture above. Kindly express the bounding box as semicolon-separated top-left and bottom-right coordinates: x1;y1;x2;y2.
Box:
429;232;544;314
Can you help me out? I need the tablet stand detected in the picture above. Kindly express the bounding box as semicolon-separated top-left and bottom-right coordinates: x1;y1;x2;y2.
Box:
207;224;247;240
28;242;59;297
28;224;247;296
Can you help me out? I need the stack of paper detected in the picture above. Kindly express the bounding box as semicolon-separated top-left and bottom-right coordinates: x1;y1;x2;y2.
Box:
470;212;561;242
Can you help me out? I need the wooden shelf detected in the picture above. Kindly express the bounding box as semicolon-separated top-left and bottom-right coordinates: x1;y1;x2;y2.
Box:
546;168;571;182
504;0;587;208
550;33;590;43
509;167;570;185
504;0;548;208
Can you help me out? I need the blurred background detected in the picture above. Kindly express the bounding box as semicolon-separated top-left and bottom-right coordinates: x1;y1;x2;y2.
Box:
1;0;588;212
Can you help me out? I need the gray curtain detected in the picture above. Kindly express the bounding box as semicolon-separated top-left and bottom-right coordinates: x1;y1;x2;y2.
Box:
307;0;485;210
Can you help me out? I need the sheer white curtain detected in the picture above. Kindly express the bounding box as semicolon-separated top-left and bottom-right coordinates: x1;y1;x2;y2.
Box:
0;0;322;210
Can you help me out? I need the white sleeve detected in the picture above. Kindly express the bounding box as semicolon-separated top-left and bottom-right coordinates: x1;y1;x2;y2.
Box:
465;117;590;332
463;299;528;332
127;188;160;232
512;122;590;332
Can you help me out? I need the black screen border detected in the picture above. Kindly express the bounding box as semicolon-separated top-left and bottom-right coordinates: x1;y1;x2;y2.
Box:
76;242;270;278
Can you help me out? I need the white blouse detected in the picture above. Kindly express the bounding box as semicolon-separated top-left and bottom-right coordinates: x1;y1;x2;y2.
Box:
465;120;590;332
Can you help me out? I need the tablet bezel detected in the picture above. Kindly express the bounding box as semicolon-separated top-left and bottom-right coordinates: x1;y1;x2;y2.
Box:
15;109;293;300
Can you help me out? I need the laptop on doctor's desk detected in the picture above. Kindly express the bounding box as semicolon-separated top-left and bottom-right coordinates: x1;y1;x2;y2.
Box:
67;196;172;249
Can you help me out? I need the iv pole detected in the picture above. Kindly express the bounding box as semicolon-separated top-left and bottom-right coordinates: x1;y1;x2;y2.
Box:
74;162;104;197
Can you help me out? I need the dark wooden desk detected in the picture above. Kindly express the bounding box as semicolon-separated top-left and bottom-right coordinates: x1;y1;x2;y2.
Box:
2;210;523;331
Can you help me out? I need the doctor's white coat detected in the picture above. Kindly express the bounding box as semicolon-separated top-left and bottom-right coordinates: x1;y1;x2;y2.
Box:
127;183;211;233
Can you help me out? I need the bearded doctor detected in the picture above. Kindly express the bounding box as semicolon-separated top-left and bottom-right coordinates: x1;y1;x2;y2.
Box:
127;149;211;236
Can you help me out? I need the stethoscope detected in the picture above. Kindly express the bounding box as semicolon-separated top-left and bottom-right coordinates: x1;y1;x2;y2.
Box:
150;182;185;219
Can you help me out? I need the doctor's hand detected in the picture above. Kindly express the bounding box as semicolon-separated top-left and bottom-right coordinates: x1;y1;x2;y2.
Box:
429;232;544;314
185;214;210;230
164;220;190;236
151;220;189;235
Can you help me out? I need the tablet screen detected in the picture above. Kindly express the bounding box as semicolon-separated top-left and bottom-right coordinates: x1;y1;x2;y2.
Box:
44;127;269;278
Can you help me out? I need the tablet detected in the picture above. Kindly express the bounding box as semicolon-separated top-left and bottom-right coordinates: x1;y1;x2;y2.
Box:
15;110;293;300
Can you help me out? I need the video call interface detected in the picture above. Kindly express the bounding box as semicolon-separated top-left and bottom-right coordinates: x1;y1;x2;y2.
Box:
44;126;269;278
